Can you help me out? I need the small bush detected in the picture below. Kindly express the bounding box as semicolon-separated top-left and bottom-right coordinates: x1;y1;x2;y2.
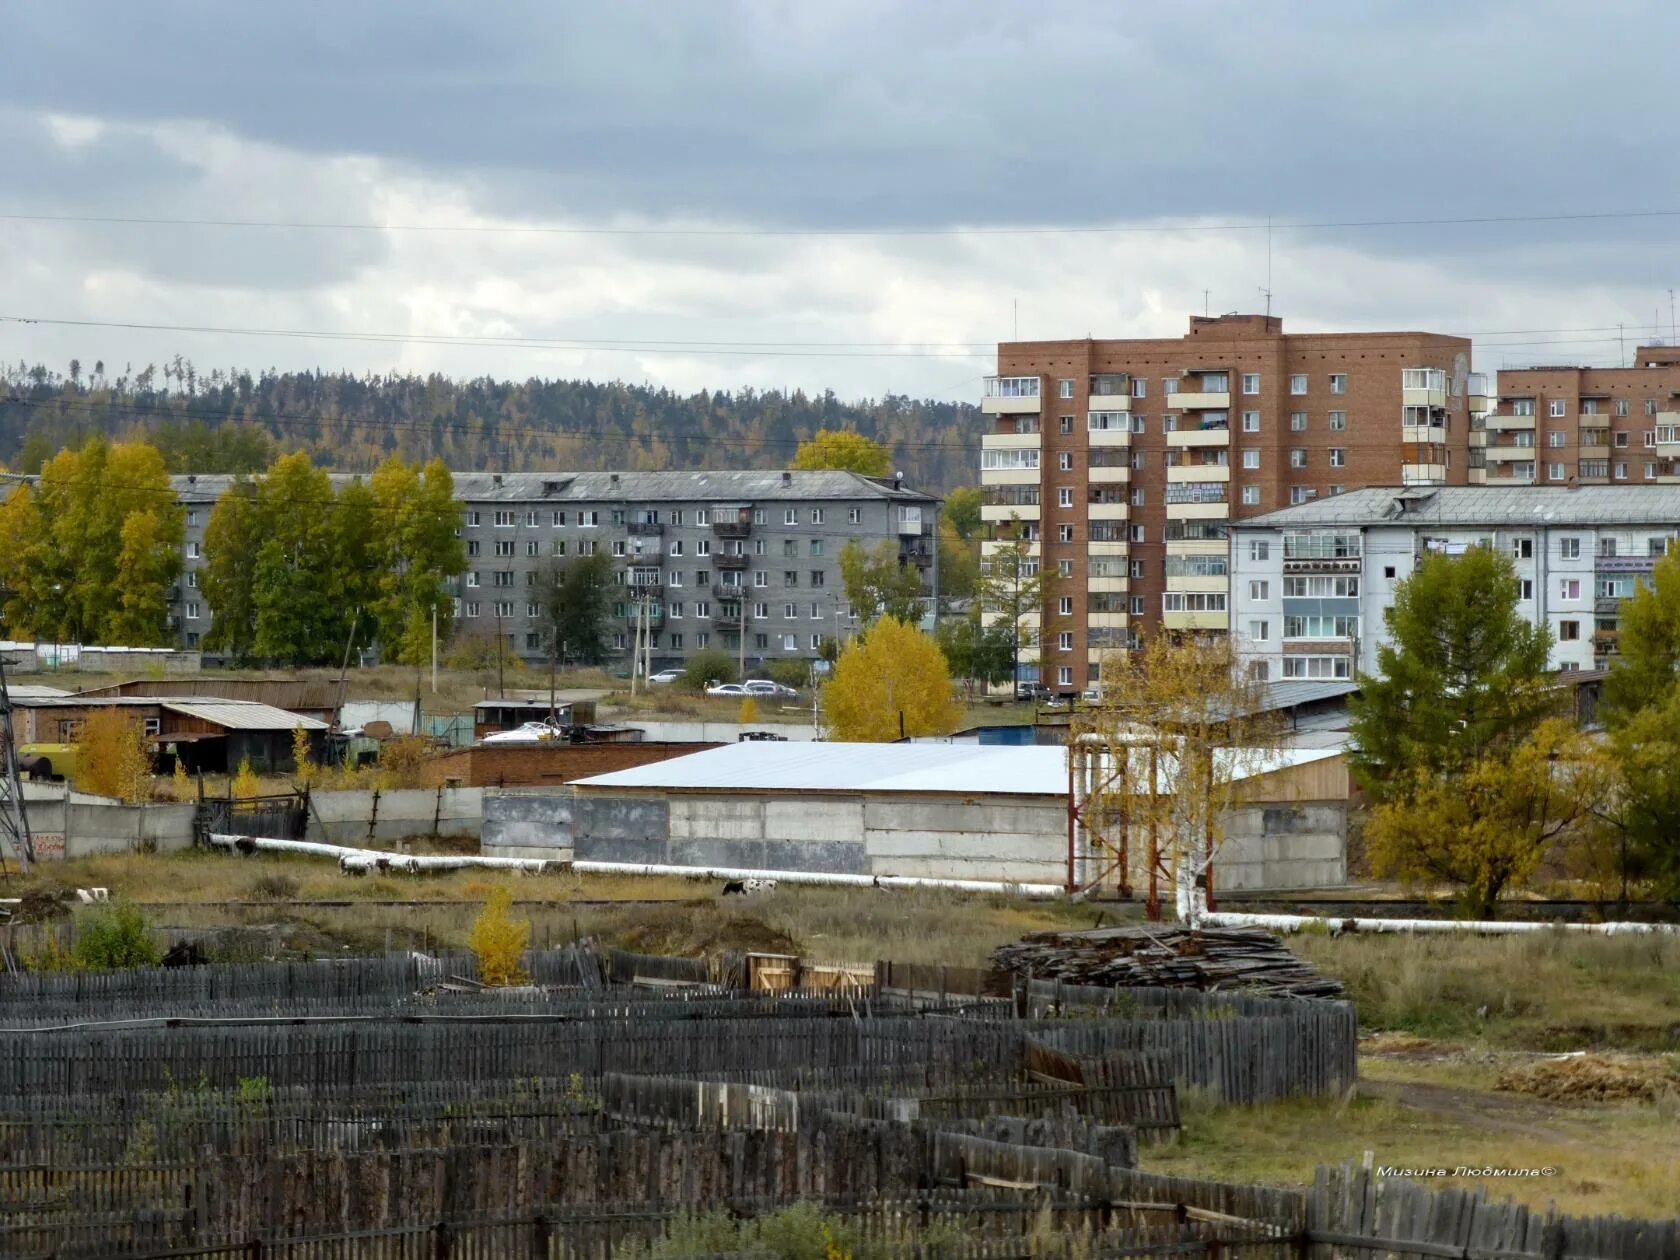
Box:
230;757;261;800
72;905;162;970
678;648;737;690
738;695;759;725
766;658;811;690
469;887;531;986
249;873;300;902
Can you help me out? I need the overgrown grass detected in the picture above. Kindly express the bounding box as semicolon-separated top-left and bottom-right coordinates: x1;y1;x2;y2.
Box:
1292;931;1680;1050
1148;1060;1680;1217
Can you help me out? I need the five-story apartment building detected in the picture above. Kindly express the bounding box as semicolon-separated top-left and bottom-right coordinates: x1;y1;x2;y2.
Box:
981;315;1472;690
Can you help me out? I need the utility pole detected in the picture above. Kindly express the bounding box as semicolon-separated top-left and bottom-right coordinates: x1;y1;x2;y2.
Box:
0;639;35;875
431;604;438;694
494;604;505;699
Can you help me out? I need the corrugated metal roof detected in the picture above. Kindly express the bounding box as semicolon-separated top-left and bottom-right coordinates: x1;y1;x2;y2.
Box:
161;700;329;731
1261;680;1360;709
4;685;71;700
1238;485;1680;529
574;741;1341;797
167;470;938;505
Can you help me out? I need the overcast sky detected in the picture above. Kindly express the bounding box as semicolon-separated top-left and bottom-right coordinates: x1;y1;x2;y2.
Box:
2;0;1677;403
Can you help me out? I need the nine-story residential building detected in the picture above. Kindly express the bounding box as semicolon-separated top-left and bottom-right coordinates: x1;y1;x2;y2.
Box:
981;314;1473;692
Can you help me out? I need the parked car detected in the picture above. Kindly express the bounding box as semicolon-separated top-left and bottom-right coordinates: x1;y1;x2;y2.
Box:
647;668;683;685
744;679;799;697
480;720;567;745
1015;682;1049;702
705;682;750;697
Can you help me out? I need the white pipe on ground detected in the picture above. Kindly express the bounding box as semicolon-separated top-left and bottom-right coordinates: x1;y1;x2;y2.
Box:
1203;910;1680;936
206;833;553;874
570;860;1065;898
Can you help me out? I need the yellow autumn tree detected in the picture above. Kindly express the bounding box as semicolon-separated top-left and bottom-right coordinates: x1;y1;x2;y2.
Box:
469;887;531;986
230;757;261;800
74;709;155;802
738;695;760;725
790;429;893;477
822;617;960;742
1364;717;1610;918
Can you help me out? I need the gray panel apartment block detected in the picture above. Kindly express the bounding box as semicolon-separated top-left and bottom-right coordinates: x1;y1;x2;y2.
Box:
167;469;940;674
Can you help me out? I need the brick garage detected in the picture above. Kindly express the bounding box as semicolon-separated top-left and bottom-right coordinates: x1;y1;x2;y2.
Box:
419;741;720;789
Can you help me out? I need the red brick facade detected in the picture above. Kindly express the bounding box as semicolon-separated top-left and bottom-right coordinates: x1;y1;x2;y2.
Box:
419;740;720;789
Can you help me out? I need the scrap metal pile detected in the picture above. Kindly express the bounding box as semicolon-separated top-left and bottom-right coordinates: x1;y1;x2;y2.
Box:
992;925;1344;998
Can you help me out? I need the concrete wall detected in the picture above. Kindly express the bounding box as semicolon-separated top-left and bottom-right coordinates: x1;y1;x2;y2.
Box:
480;789;579;860
1217;802;1347;892
306;787;484;845
18;798;196;861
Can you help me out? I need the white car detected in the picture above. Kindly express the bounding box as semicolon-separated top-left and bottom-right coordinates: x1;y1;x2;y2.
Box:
648;669;683;685
744;679;799;697
705;682;750;697
481;721;567;745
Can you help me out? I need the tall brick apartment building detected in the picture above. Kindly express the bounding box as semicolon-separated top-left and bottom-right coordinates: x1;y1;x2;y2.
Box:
980;314;1476;691
1479;344;1680;488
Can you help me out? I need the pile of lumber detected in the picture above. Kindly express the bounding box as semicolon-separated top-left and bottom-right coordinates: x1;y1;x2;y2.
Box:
991;926;1343;998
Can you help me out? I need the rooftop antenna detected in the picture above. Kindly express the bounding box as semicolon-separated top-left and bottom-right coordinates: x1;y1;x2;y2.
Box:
1618;324;1626;367
1670;289;1676;347
1013;298;1018;341
1203;290;1210;317
1265;214;1273;316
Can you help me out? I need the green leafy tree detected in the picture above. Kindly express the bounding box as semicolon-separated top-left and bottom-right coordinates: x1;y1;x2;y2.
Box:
839;538;925;625
936;611;1015;693
978;517;1057;688
1348;547;1556;796
936;517;979;600
790;428;893;477
942;486;983;541
534;552;615;666
1602;550;1680;724
679;648;738;689
200;478;260;660
369;457;466;664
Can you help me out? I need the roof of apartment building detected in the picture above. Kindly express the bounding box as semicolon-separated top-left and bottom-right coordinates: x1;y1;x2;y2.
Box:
168;469;938;504
1238;485;1680;530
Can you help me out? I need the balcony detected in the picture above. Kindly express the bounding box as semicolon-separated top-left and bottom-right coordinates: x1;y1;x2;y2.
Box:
1169;425;1236;450
1088;611;1129;630
1655;419;1680;456
982;375;1042;415
1088;572;1129;594
710;610;744;629
1088;501;1130;521
1401;369;1448;410
1402;463;1448;485
901;539;935;568
627;520;664;537
1166;500;1231;521
1089;374;1132;401
1167;463;1230;483
711;518;752;538
1172;390;1232;410
1485;411;1537;430
981;501;1040;523
1484;443;1539;462
1165;574;1229;595
981;431;1042;451
1088;423;1133;447
1593;629;1620;655
712;584;748;602
714;553;749;570
1162;609;1229;632
981;539;1040;560
1087;464;1131;484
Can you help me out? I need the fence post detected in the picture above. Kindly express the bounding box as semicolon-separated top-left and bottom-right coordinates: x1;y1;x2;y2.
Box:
432;1219;452;1260
530;1213;551;1258
245;1238;265;1260
367;788;381;845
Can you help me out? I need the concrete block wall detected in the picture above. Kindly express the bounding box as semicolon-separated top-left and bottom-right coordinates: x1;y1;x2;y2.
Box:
481;790;580;860
861;798;1066;884
306;787;484;845
1216;803;1347;891
18;798;196;861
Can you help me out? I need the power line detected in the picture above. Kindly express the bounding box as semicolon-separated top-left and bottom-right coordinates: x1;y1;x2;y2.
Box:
6;208;1680;238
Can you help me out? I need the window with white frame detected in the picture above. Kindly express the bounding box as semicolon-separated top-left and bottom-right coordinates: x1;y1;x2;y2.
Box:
1132;378;1147;398
1328;374;1347;394
1058;487;1074;507
1559;537;1581;559
1289;374;1307;395
1559;578;1581;599
1290;412;1307;431
1242;450;1260;469
847;507;862;524
1058;632;1073;651
1057;666;1074;686
1290;487;1316;505
1248;619;1269;642
810;508;824;525
1058;379;1074;398
1059;451;1073;471
1248;579;1269;600
1281;655;1351;679
1058;596;1073;615
1329;411;1346;431
1058;524;1074;542
1241;485;1260;505
1548;399;1567;417
1290;448;1308;468
1241;373;1260;395
1328;448;1346;468
1548;463;1566;481
1242;411;1260;432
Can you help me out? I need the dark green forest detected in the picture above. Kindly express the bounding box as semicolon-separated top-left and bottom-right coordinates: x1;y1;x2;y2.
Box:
0;360;980;490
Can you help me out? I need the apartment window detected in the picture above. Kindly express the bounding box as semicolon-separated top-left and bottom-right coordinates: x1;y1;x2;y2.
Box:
494;510;516;527
1512;538;1533;559
1057;632;1074;651
1650;536;1672;556
185;571;197;589
1249;580;1269;601
753;509;766;524
551;511;565;526
612;540;626;557
1647;462;1659;480
1241;485;1261;505
1059;452;1074;471
1559;578;1581;600
1163;377;1179;396
465;511;481;527
1058;596;1073;616
1519;579;1533;600
1328;411;1346;431
1328;449;1346;468
494;539;513;557
808;602;821;619
1129;414;1146;433
667;634;683;650
1598;537;1618;559
1328;374;1347;394
784;508;797;525
696;633;709;648
610;509;626;526
784;539;798;557
1559;537;1581;559
579;510;598;527
1242;449;1260;470
1129;597;1145;616
525;540;540;557
1241;373;1260;395
810;508;824;525
1617;400;1630;416
1130;450;1145;471
1547;463;1566;481
466;571;480;588
847;507;862;525
696;540;711;556
755;603;770;620
524;510;538;528
1559;620;1581;641
1242;411;1260;432
1548;399;1566;418
754;571;769;587
1060;415;1074;435
1132;378;1147;398
810;571;825;587
184;602;201;621
1248;619;1270;642
1130;487;1145;506
526;602;541;619
670;540;684;557
1289;374;1307;395
1328;485;1345;496
1052;378;1073;400
464;602;480;618
1162;415;1177;433
1058;559;1073;577
186;542;200;559
696;602;710;619
1130;524;1146;542
669;602;683;619
1130;560;1146;579
1512;399;1535;417
1646;400;1659;416
1290;487;1316;505
1058;487;1074;507
783;571;799;586
1281;656;1351;680
1058;524;1074;542
1289;448;1308;469
1290;412;1307;431
1615;462;1629;480
493;570;515;587
1644;431;1656;448
1057;666;1074;687
466;540;480;557
1547;430;1566;448
810;539;824;557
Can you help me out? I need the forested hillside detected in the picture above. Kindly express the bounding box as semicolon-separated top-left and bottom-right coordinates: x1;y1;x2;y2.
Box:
0;361;981;490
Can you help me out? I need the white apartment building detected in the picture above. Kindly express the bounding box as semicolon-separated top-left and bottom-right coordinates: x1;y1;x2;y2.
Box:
1230;486;1680;680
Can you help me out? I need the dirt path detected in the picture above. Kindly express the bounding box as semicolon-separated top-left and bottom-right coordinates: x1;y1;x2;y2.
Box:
1357;1076;1579;1144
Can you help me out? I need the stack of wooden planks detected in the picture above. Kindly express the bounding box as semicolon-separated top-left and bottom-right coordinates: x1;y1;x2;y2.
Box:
991;925;1343;998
